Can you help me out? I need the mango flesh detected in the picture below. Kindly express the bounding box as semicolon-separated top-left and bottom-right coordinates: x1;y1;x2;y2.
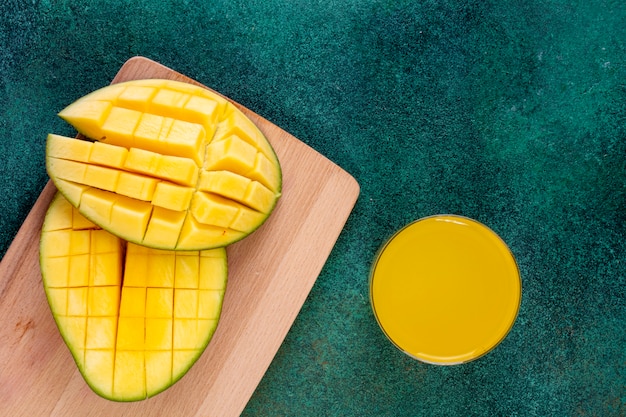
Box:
40;193;228;401
46;79;281;250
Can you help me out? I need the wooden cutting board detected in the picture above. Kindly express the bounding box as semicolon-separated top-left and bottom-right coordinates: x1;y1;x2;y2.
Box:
0;57;359;417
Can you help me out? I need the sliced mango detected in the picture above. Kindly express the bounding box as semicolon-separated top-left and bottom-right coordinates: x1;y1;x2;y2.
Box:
46;79;281;250
40;193;228;401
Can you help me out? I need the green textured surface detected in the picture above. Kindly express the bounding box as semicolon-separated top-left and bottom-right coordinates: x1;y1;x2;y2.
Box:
1;1;625;415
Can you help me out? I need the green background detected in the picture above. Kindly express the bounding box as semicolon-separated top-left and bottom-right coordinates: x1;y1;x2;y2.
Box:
1;1;624;415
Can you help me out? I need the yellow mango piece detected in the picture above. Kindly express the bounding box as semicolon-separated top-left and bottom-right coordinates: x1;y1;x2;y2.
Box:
145;319;173;350
174;254;199;289
199;256;227;290
203;134;257;175
79;188;116;229
46;288;68;315
145;351;172;397
54;179;89;207
146;288;174;319
172;350;201;383
56;316;87;351
142;207;186;249
73;206;97;229
117;85;156;110
213;104;275;160
58;100;112;135
119;287;146;317
116;317;145;350
174;289;199;319
84;350;115;398
47;133;93;162
48;157;87;184
152;182;194;211
48;78;281;250
147;252;175;288
40;257;69;287
41;194;227;401
101;106;142;146
68;254;90;287
113;351;146;401
86;316;117;349
41;193;74;231
110;197;153;243
190;192;239;228
89;141;128;168
88;286;120;317
198;290;223;319
84;164;120;192
67;287;88;316
116;171;159;201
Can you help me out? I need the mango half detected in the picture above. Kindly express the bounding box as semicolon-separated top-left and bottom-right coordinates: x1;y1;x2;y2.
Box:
46;79;281;250
40;193;228;401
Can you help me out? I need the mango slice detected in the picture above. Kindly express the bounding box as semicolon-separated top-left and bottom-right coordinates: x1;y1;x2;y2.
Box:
46;79;281;250
40;193;228;401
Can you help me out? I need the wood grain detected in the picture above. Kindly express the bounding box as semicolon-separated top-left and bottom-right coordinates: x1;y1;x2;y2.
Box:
0;57;359;417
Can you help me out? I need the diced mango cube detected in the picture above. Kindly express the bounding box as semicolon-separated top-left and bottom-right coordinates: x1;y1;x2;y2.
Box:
84;350;115;398
155;154;198;186
159;119;205;165
146;288;173;318
89;142;128;168
119;287;146;318
243;180;276;212
147;252;175;288
198;170;249;201
79;189;117;229
229;207;267;233
91;252;122;286
47;134;93;163
152;182;194;211
145;351;172;397
46;288;68;315
67;287;88;316
117;317;145;350
116;172;158;201
113;351;146;400
48;158;87;184
190;192;238;228
117;85;156;110
42;195;74;231
145;318;173;350
198;291;222;319
56;316;87;350
124;147;160;175
174;289;198;319
174;254;199;289
101;106;142;146
173;319;199;349
88;286;120;317
151;89;191;117
199;256;227;290
110;197;152;243
176;216;244;251
203;135;257;175
68;254;90;287
86;316;117;349
41;230;72;257
41;257;69;288
142;207;186;249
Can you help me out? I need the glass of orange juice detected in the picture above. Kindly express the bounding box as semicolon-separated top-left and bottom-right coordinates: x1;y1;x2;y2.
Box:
369;215;521;364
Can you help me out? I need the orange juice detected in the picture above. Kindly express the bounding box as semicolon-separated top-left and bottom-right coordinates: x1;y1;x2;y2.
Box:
370;215;521;364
